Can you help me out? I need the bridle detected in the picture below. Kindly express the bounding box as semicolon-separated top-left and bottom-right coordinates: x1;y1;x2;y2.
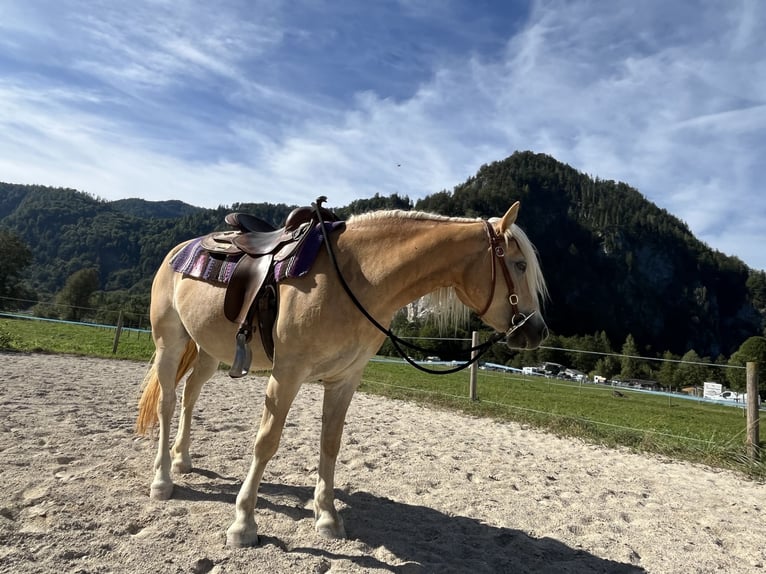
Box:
476;220;530;330
312;198;535;375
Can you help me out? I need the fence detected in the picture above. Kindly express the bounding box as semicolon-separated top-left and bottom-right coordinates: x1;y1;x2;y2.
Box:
1;313;761;467
0;296;150;331
371;331;762;465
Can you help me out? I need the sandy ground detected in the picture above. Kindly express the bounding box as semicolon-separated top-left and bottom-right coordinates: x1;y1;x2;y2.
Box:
0;352;764;574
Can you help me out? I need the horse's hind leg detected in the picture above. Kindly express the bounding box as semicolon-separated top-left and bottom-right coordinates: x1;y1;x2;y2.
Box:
171;350;219;474
313;378;359;538
226;373;302;547
150;340;193;500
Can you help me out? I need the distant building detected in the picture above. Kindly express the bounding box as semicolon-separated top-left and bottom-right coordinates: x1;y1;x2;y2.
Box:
625;378;660;390
541;362;563;376
522;366;543;376
563;368;586;382
483;362;522;373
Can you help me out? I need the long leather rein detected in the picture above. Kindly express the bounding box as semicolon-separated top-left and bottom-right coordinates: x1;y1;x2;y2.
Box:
312;198;531;375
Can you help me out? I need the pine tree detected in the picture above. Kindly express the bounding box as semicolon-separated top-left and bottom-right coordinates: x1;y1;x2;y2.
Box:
620;334;640;379
56;268;100;321
0;230;32;309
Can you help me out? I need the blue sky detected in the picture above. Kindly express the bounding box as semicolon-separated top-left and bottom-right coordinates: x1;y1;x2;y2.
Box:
1;1;765;270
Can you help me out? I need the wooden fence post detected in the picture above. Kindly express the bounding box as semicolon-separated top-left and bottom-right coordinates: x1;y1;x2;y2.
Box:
746;361;760;462
112;311;124;354
469;331;479;401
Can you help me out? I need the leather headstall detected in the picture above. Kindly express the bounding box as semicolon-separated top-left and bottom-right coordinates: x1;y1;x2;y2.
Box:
476;221;522;324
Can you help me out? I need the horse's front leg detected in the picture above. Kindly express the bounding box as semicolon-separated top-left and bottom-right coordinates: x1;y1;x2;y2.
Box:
226;374;301;547
314;378;359;538
170;351;219;473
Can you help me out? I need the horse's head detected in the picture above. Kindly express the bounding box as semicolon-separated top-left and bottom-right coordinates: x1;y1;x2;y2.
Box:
476;202;548;350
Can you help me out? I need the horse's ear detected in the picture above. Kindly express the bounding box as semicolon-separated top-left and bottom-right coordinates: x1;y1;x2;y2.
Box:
497;202;520;233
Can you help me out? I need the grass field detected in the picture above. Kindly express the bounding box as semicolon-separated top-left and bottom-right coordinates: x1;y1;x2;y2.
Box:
0;316;155;361
1;316;763;478
361;361;758;470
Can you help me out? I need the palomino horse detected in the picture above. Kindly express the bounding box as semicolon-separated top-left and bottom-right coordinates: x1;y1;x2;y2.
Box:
136;202;548;547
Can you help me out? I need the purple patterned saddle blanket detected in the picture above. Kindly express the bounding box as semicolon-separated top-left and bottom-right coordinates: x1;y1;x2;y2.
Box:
170;238;242;284
170;221;343;284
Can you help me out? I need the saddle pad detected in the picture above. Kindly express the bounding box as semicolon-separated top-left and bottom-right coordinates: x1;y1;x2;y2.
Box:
170;238;243;284
274;221;344;281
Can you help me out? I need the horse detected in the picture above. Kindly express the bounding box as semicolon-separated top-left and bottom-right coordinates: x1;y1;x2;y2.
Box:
135;201;548;547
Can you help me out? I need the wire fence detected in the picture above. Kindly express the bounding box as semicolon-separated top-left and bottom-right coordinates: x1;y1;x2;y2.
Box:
0;296;150;330
360;356;763;476
1;299;761;471
364;332;762;472
364;346;755;415
0;295;753;392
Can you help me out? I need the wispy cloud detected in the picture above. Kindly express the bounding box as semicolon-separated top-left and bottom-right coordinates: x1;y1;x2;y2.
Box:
1;0;765;269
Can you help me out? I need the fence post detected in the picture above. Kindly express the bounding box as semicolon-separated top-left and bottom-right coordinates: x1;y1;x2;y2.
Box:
112;311;124;354
469;331;479;401
746;362;760;462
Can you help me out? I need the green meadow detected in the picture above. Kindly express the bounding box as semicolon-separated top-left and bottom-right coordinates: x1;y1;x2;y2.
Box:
361;361;759;473
0;316;155;361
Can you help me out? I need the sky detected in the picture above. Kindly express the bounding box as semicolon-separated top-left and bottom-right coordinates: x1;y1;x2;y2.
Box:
1;1;765;270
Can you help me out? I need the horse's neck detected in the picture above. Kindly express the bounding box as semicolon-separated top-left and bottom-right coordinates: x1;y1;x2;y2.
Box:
341;217;487;316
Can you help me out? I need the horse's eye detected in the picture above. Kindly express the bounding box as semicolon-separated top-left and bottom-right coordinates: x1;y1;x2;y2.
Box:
515;261;527;273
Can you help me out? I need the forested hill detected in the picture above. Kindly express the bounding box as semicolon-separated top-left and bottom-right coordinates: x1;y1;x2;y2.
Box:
417;152;765;357
0;183;298;296
1;151;764;357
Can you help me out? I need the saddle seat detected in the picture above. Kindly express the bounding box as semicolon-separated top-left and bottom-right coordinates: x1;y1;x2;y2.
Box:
203;205;338;257
224;212;276;233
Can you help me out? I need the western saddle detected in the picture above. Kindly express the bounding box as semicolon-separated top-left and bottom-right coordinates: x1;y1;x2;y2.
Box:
201;198;340;377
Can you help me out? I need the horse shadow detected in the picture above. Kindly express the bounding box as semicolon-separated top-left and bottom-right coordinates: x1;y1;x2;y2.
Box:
179;472;646;573
172;467;240;504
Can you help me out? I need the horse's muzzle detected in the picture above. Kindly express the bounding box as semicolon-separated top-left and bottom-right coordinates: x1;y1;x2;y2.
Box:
505;311;548;350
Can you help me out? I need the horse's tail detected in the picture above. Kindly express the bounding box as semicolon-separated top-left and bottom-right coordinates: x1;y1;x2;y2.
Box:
135;340;198;435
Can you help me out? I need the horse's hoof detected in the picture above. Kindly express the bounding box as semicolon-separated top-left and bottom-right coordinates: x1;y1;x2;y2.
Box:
315;515;346;539
171;459;192;474
149;480;174;500
226;520;259;547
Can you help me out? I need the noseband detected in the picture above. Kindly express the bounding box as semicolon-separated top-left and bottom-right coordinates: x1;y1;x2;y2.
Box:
477;221;534;334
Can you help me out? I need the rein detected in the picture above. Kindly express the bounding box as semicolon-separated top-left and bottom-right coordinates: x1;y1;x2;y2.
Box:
312;198;532;375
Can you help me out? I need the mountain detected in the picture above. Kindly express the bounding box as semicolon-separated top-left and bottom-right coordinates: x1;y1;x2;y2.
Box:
110;198;203;219
1;152;763;358
415;152;763;356
0;185;219;296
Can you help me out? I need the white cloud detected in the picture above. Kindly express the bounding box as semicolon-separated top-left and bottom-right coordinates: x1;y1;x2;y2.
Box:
469;0;766;269
1;0;765;271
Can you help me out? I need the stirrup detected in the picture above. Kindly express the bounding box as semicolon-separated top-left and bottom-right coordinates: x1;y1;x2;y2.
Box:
229;329;252;378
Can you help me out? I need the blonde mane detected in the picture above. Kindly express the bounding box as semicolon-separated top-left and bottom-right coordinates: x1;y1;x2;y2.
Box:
348;209;479;225
350;210;548;333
